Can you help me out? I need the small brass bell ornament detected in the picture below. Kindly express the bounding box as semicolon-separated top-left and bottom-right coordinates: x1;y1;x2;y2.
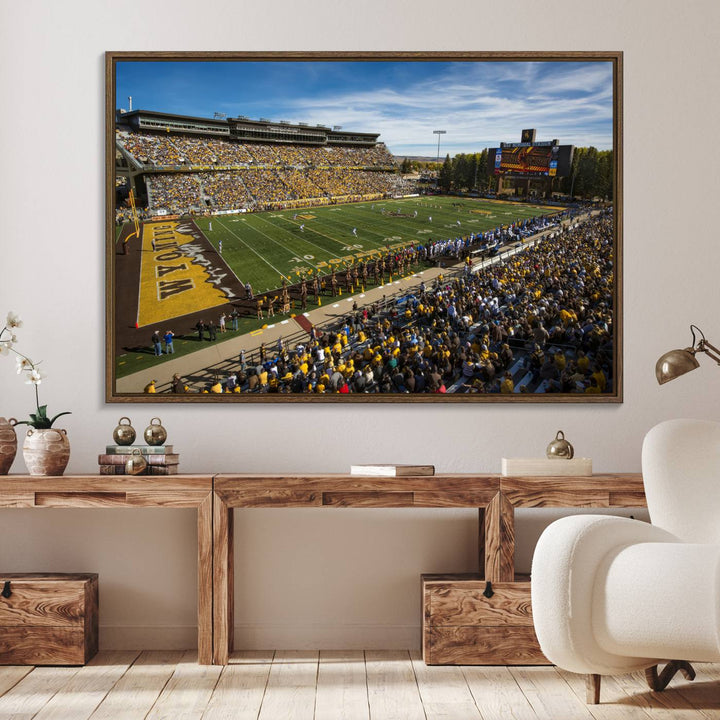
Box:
112;417;136;446
125;449;147;475
144;417;167;446
546;430;574;459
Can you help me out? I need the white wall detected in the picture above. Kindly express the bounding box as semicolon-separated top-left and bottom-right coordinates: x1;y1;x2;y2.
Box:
1;0;719;650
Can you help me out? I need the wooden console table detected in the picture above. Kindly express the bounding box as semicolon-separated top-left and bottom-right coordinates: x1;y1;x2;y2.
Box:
0;473;647;666
0;475;214;665
212;473;645;665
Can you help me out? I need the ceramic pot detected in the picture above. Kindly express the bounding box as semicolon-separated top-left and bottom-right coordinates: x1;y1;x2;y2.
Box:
0;417;18;475
22;428;70;476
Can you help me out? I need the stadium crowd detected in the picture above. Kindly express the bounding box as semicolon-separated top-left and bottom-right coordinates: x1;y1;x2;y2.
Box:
146;174;204;214
130;167;416;216
306;169;413;198
117;131;395;169
184;211;613;395
115;130;412;218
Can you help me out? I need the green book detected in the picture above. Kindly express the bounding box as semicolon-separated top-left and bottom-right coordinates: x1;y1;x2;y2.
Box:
98;453;179;466
105;445;173;454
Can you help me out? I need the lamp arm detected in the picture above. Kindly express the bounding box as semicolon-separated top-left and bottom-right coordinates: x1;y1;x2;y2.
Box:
698;339;720;365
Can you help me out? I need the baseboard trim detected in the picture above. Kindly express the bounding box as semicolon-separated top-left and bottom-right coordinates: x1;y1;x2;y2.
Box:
100;625;198;650
99;623;421;650
233;623;421;650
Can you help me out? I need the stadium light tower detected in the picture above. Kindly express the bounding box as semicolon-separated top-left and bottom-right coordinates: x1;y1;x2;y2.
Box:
433;129;447;165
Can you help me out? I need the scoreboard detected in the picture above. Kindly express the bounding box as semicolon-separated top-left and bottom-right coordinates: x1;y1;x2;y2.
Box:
488;138;574;178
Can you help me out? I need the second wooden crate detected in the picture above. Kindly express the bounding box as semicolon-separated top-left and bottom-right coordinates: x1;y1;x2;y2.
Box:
422;573;548;665
0;572;98;665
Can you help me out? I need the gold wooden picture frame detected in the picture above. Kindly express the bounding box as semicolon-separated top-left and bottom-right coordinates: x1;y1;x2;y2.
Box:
107;51;622;403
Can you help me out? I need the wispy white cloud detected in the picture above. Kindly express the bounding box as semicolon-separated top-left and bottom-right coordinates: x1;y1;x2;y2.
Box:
267;61;614;155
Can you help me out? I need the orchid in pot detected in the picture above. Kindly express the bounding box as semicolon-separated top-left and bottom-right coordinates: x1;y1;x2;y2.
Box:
1;312;71;475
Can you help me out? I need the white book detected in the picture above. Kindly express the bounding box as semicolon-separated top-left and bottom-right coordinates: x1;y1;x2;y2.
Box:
350;464;435;477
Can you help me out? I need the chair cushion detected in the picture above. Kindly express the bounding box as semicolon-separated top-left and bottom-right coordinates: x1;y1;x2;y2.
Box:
593;542;720;661
532;515;679;674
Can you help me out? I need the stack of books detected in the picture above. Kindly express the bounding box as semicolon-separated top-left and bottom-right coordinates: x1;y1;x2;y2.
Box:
98;445;180;475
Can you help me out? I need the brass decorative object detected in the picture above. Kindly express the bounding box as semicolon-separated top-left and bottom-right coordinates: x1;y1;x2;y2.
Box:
143;418;167;446
656;325;720;384
546;430;574;459
125;449;147;475
112;417;136;445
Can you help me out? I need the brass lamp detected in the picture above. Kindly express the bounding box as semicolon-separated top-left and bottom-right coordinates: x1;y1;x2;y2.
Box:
655;325;720;384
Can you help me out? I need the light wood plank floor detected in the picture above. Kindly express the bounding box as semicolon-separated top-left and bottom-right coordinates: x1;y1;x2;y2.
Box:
0;651;717;720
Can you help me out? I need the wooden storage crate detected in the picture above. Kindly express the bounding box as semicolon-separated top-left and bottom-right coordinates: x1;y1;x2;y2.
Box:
0;573;98;665
422;573;548;665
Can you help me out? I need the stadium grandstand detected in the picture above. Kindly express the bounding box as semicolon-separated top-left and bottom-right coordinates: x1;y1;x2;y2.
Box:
115;110;415;219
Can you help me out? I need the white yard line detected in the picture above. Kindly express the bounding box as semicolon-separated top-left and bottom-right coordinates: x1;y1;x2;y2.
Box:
214;216;291;280
253;214;341;264
202;223;245;286
282;216;353;249
248;214;322;270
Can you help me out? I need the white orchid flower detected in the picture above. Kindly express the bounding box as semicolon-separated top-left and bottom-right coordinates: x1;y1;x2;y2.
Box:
25;368;46;385
16;356;34;373
6;312;22;329
3;310;70;429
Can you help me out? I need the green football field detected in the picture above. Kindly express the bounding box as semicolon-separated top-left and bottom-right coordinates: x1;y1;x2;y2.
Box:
194;196;562;294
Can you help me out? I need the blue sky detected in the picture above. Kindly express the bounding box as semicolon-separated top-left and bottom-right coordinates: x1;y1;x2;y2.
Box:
116;60;613;156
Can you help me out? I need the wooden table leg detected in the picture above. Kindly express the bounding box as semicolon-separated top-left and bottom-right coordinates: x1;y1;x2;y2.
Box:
213;492;234;665
478;507;486;577
197;493;213;665
484;492;515;582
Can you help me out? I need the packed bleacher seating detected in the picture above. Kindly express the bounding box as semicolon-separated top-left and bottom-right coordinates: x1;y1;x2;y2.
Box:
239;168;294;205
178;211;613;395
146;174;204;213
116;129;408;218
277;169;325;200
196;171;251;209
117;130;254;167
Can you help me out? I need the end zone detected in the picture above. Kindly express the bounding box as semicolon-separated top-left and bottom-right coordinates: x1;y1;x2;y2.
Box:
136;220;244;327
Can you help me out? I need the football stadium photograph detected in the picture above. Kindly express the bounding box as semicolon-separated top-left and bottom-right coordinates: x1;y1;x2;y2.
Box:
107;52;620;402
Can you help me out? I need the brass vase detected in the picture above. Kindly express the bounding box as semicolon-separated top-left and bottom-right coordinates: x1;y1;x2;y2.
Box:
22;428;71;476
0;417;17;475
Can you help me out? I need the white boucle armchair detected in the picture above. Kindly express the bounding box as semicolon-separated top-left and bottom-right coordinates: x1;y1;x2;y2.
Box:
531;418;720;703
